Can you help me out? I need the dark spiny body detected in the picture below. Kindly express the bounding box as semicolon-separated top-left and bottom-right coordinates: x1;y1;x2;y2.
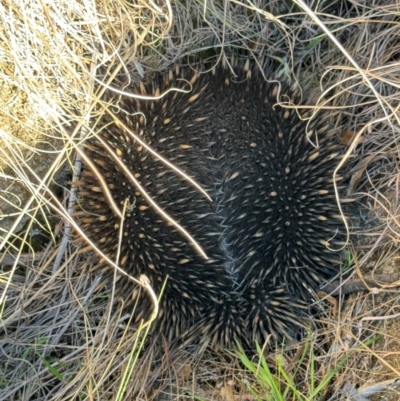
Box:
77;64;345;348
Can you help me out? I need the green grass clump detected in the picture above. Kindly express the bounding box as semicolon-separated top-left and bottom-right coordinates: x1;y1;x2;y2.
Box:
235;334;381;401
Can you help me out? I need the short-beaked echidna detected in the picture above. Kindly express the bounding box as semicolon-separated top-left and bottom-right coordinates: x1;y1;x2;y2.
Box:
76;62;346;348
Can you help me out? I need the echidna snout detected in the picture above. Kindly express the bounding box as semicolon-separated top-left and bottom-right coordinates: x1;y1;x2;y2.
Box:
76;63;346;348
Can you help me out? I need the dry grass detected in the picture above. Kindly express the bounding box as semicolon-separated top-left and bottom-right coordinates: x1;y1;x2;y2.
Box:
1;0;400;400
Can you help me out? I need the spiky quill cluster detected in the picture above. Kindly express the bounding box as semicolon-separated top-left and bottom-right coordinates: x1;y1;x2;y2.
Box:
76;62;346;348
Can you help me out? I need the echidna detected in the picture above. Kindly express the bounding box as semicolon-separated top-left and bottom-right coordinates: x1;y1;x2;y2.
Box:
75;61;346;348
